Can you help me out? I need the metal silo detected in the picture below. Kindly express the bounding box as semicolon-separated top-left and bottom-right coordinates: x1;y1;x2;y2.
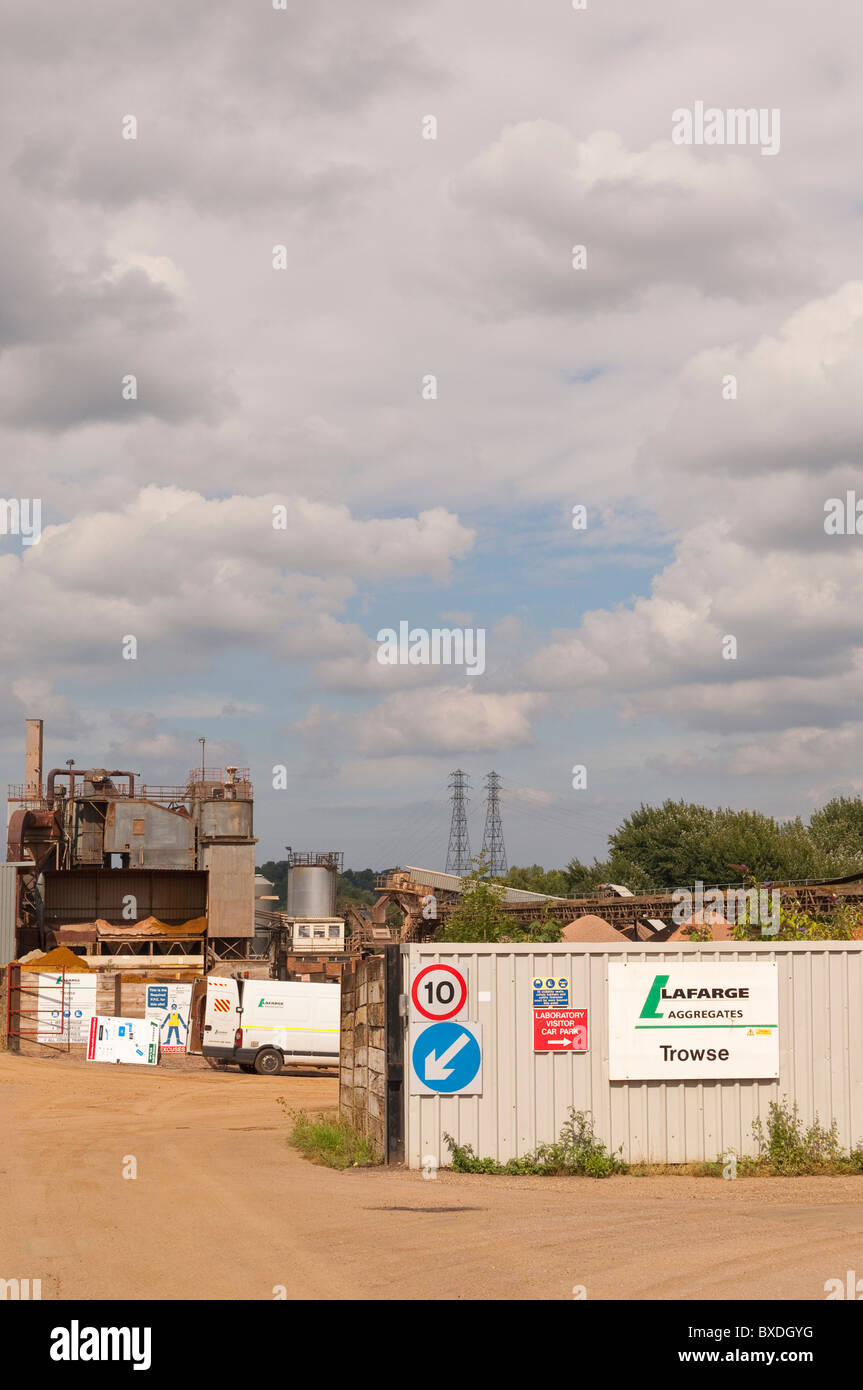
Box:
285;850;342;918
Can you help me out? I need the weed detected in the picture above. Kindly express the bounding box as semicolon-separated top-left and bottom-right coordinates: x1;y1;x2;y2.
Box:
700;1098;863;1176
279;1102;379;1170
443;1108;627;1178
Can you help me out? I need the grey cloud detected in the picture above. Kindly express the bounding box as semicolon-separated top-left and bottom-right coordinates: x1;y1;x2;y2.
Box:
447;123;812;319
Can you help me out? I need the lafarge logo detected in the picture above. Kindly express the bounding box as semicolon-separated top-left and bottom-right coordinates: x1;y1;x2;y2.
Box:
639;973;750;1020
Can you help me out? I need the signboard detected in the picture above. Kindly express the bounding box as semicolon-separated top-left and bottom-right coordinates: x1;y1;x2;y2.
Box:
410;1020;482;1094
608;962;779;1080
534;1008;588;1052
36;973;98;1045
410;963;468;1021
146;982;192;1054
86;1016;159;1066
532;976;570;1008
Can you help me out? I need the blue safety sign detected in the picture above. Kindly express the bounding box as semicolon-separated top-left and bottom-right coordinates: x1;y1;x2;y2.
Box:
532;976;569;1008
410;1020;482;1095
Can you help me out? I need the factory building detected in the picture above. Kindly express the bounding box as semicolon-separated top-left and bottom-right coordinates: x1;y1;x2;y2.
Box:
6;719;256;971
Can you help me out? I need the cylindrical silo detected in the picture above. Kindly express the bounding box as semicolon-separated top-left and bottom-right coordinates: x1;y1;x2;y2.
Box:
286;864;337;918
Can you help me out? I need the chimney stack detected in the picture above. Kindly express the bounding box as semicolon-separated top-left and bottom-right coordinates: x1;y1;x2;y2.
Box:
25;719;43;800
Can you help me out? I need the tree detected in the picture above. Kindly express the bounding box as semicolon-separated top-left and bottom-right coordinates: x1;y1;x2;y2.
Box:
602;800;824;888
440;859;511;943
502;864;571;897
441;859;564;943
809;797;863;876
565;856;654;896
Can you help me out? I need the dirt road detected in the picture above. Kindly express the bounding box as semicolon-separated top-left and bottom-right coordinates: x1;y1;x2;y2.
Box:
1;1053;861;1301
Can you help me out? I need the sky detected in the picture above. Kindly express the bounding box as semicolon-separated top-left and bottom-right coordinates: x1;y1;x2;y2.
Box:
2;1;863;873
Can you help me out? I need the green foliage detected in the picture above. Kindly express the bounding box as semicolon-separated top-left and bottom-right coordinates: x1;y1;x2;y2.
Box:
281;1105;379;1169
443;1108;627;1178
730;882;859;942
808;796;863;875
502;864;571;897
257;859;288;906
565;855;654;896
440;857;564;943
605;800;826;888
701;1098;863;1176
510;916;564;943
337;868;388;913
440;857;512;942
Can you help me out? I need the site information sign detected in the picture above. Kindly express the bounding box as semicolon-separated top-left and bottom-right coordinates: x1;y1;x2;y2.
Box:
36;973;97;1045
608;962;779;1080
146;982;192;1054
87;1016;159;1066
532;976;569;1008
534;1008;588;1051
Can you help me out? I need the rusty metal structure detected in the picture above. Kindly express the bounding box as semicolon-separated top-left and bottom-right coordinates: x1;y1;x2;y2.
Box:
363;864;863;943
6;719;256;968
361;866;553;943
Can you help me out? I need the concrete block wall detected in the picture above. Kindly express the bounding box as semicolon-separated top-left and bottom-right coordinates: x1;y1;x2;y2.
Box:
339;953;387;1159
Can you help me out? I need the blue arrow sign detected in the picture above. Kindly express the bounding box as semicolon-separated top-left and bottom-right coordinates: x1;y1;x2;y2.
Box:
411;1020;482;1095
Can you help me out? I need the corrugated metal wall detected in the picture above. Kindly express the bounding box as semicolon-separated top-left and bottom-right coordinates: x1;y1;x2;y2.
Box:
43;870;207;924
0;864;18;963
202;844;255;938
404;942;863;1168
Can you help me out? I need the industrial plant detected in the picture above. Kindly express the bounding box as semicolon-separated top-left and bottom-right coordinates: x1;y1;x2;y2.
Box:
1;718;345;976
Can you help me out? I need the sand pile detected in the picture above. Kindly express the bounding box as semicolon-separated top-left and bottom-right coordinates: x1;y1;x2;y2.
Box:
666;910;733;942
20;946;92;972
562;914;625;942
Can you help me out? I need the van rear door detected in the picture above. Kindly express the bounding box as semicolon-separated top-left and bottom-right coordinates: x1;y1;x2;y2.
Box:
202;977;239;1056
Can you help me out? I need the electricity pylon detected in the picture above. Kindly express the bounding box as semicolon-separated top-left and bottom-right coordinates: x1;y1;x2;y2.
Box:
445;770;472;874
481;771;507;877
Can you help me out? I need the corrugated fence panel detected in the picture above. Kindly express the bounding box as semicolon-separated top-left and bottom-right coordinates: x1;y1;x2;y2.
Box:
0;864;18;963
404;942;863;1168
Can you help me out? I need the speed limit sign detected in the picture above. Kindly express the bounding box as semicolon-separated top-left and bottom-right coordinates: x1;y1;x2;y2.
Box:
410;963;468;1021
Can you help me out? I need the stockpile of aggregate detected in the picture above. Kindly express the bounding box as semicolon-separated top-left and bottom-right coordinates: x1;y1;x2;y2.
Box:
19;946;93;972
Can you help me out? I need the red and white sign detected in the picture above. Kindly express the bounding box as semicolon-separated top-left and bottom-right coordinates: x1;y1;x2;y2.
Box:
533;1008;588;1051
411;963;468;1021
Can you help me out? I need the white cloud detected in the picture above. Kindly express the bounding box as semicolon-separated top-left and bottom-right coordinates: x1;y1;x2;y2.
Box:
354;688;546;756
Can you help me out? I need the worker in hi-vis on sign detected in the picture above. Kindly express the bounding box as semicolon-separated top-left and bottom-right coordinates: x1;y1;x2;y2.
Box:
161;1007;187;1046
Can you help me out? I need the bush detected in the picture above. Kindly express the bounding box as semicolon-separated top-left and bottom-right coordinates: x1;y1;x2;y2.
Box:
443;1108;627;1178
702;1098;863;1176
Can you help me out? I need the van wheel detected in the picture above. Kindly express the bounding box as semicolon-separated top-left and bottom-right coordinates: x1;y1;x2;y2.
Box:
239;1063;256;1073
254;1048;284;1076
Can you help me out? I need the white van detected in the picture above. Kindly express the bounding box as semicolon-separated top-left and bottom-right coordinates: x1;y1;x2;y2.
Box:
202;976;340;1075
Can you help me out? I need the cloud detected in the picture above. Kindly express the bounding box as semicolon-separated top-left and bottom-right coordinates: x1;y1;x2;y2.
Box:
0;487;476;678
641;282;863;482
353;687;546;756
447;123;806;319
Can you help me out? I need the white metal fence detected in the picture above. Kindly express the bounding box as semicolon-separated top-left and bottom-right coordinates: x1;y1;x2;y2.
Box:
402;942;863;1168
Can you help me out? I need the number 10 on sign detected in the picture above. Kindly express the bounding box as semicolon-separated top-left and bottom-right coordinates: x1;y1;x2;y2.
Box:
410;963;469;1021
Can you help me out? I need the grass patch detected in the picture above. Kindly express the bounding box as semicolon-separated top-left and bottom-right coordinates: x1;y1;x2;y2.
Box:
444;1108;627;1178
280;1104;379;1170
695;1098;863;1177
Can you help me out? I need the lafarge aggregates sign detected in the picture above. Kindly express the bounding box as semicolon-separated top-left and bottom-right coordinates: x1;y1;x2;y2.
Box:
608;961;779;1080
